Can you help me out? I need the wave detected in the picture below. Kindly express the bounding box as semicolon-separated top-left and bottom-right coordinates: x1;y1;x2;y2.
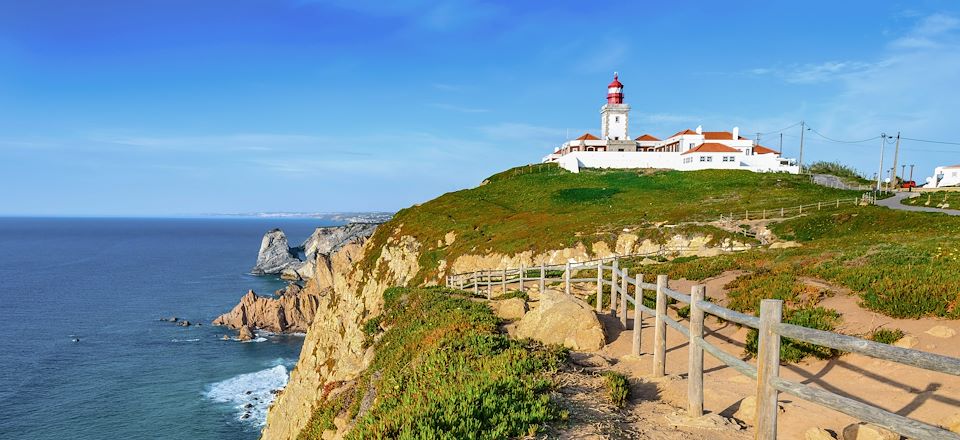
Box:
205;365;289;427
171;338;200;343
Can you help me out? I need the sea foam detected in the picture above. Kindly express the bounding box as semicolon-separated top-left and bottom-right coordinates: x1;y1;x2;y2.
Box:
205;364;289;427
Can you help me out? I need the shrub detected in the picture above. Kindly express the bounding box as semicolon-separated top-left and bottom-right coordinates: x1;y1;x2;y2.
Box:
602;372;630;407
807;161;864;180
497;289;529;301
745;306;842;363
869;328;905;344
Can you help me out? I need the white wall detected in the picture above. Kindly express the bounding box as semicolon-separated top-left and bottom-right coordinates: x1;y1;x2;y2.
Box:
554;151;798;174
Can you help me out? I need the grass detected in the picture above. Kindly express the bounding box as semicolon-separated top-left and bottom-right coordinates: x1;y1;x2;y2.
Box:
902;191;960;210
298;287;568;440
602;372;630;407
496;289;529;301
807;161;868;182
745;306;842;362
869;328;905;344
636;206;960;320
357;166;859;285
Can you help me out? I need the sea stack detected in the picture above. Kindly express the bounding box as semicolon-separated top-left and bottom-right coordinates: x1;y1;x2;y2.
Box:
251;229;303;275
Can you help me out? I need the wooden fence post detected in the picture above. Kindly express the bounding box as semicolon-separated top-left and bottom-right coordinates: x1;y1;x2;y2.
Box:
610;259;619;316
564;262;571;295
519;264;525;294
486;271;492;300
798;205;803;215
501;268;507;296
755;299;783;439
762;209;766;220
474;272;479;296
632;273;643;357
653;275;668;377
688;285;706;418
745;210;749;220
836;199;840;208
539;264;545;292
780;207;784;217
818;201;821;210
620;267;629;327
596;263;603;312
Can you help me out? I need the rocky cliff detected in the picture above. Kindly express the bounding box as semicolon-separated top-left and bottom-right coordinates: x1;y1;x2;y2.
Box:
281;223;378;281
212;285;321;333
251;229;302;275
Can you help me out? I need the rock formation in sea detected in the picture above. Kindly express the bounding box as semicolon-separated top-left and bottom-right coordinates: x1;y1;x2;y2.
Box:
281;223;379;281
251;229;302;275
213;287;321;333
217;222;382;336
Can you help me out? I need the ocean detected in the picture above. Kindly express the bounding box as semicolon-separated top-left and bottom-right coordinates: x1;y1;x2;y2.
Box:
0;217;332;439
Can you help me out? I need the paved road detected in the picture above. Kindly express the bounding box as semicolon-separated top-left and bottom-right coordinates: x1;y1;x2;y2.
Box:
875;192;960;216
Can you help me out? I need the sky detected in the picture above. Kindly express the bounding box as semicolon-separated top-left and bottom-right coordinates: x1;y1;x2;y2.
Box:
3;0;960;216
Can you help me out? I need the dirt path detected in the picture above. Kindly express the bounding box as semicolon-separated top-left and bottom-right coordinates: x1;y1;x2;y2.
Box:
588;273;960;439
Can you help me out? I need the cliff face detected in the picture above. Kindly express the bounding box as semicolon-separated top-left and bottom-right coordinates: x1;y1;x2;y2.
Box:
252;229;302;275
261;229;421;440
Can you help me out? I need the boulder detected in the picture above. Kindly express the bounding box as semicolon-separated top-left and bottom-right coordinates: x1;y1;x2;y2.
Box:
841;423;898;440
892;335;918;349
237;325;255;341
492;298;528;321
925;325;956;338
213;289;322;333
251;229;303;275
941;413;960;433
514;289;605;350
733;395;784;425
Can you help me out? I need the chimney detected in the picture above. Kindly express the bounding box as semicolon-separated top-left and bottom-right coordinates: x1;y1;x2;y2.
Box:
695;125;702;135
732;126;739;140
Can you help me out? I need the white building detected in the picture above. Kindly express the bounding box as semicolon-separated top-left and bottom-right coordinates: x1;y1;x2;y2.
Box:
927;165;960;188
543;74;799;174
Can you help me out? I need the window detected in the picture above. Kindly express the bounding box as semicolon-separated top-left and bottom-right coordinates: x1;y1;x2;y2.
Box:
706;156;713;162
689;143;695;149
586;147;595;151
615;116;620;123
700;156;706;162
618;148;624;151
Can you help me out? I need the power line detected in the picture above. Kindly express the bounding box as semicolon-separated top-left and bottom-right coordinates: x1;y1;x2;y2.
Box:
806;126;881;144
757;121;803;136
902;136;960;146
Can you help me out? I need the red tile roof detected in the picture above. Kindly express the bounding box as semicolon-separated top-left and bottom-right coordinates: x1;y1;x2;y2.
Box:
702;131;734;140
668;129;698;138
575;133;600;141
635;134;660;141
754;144;779;154
681;142;741;155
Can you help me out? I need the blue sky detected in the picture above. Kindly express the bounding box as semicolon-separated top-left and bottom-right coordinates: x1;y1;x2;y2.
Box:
3;1;960;216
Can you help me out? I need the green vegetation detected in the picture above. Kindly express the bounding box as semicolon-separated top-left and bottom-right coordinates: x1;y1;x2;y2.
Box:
602;372;630;407
496;289;529;301
807;161;867;182
745;306;842;362
298;287;568;440
359;166;858;285
902;191;960;210
869;328;905;344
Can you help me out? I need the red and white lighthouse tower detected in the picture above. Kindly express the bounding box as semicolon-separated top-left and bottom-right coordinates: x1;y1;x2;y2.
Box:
607;73;624;104
600;72;630;141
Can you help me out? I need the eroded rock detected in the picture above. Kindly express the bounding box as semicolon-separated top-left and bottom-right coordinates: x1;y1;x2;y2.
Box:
805;427;836;440
237;325;255;341
514;289;605;350
213;289;322;333
252;229;302;275
492;297;528;321
841;423;898;440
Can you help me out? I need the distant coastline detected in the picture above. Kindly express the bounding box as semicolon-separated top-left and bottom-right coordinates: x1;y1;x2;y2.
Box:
210;211;393;223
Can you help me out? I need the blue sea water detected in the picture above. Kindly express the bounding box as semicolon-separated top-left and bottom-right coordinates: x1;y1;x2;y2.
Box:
0;217;332;439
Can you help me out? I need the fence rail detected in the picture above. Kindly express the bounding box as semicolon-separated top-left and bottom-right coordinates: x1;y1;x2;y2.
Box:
716;195;875;223
445;258;960;440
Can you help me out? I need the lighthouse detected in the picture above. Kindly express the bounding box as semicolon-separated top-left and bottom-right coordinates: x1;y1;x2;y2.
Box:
600;73;630;141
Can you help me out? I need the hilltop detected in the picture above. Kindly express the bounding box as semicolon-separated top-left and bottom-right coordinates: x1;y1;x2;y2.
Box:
260;165;960;439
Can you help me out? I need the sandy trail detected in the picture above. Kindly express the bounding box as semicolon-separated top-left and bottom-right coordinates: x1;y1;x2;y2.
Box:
595;273;960;439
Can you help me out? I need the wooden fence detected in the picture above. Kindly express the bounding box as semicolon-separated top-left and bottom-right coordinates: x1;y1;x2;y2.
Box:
446;258;960;440
716;195;875;223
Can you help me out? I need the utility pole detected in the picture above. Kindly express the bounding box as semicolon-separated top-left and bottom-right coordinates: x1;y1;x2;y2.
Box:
756;132;761;145
901;164;906;182
779;133;783;155
877;134;886;192
890;132;901;190
798;121;806;173
909;164;915;182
